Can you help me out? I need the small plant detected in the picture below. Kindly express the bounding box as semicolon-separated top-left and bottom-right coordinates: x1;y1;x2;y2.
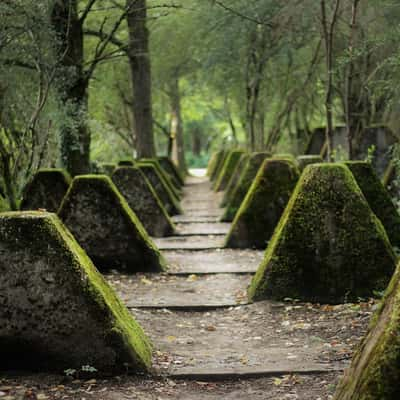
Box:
64;365;98;378
64;368;77;377
365;144;376;164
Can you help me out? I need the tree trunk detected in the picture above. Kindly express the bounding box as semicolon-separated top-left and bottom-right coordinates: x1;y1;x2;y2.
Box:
320;0;341;161
126;0;156;159
169;78;186;173
51;0;91;176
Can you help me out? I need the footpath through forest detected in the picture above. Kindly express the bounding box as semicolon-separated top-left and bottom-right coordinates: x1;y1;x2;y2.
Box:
1;172;375;399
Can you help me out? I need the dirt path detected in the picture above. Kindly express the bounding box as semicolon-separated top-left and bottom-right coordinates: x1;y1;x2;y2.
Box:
0;173;374;399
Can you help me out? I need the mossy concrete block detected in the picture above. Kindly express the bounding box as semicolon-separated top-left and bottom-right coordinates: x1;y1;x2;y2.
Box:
138;158;181;200
297;155;323;171
225;159;299;249
354;125;398;177
383;161;400;200
118;160;135;167
210;150;228;182
345;161;400;249
20;168;71;213
206;152;219;177
58;175;166;272
0;211;152;373
138;164;183;215
221;153;250;207
221;152;271;222
213;150;245;192
97;163;117;176
158;157;185;187
333;262;400;400
305;127;326;155
248;163;397;304
112;167;175;238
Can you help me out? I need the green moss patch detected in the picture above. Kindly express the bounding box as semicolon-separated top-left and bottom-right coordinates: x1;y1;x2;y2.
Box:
221;153;250;207
345;161;400;249
112;167;175;238
58;175;166;272
221;152;271;222
20;168;72;213
137;164;183;215
225;158;299;249
297;155;323;171
248;163;397;304
213;150;245;192
0;211;152;373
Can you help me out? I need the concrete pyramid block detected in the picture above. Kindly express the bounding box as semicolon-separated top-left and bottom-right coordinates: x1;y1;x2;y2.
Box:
248;164;397;304
206;151;220;177
225;158;299;249
118;160;135;167
97;163;116;176
297;155;323;171
0;212;152;373
158;157;185;187
221;153;250;207
221;152;271;222
58;175;166;272
20;168;71;213
210;150;228;182
112;167;175;237
213;150;245;192
138;158;181;200
333;262;400;400
345;161;400;249
138;164;182;215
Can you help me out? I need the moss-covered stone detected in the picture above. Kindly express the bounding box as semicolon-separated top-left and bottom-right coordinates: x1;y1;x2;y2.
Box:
206;152;220;177
137;164;183;215
221;153;250;207
210;150;228;182
221;152;271;222
97;163;117;176
20;168;72;213
305;127;326;155
118;159;135;166
225;159;299;249
333;262;400;400
297;155;323;171
248;163;397;304
138;158;181;200
345;161;400;249
213;150;245;192
354;125;399;177
58;175;166;272
112;167;175;237
158;157;185;187
0;211;152;373
383;161;400;200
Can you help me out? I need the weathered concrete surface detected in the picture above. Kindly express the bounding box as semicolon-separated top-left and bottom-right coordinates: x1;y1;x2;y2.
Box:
108;273;250;309
0;212;151;373
112;166;175;237
154;235;225;250
175;223;230;236
20;169;71;212
164;249;264;274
